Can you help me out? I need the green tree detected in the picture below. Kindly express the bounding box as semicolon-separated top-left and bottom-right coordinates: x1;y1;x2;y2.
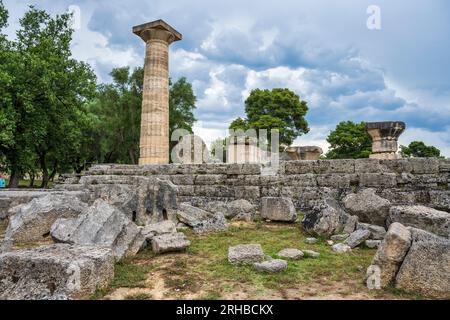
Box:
325;121;372;159
169;77;197;153
400;141;442;158
0;5;96;187
87;67;142;164
87;70;197;164
169;77;197;134
229;117;249;132
229;88;309;146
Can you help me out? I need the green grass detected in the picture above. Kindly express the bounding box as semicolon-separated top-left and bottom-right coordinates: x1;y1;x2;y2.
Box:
185;223;373;291
89;258;155;299
110;260;154;289
92;222;426;300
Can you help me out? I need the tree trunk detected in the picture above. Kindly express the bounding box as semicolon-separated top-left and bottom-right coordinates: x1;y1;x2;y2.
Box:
29;173;35;187
48;159;58;182
49;167;57;182
8;170;20;188
129;148;136;164
40;153;49;188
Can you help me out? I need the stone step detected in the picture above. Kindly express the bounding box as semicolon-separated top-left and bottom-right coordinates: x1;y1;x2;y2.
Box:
78;175;143;185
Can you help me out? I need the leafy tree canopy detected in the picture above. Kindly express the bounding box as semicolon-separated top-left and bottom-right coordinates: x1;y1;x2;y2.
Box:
325;121;372;159
86;69;197;165
0;5;96;187
229;88;309;146
400;141;442;158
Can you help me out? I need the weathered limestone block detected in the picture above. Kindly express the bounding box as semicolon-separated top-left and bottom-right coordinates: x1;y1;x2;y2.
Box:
89;184;138;220
316;174;353;188
332;243;352;253
151;232;190;254
365;240;381;248
194;185;235;198
169;175;195;186
282;174;317;187
379;159;413;174
302;198;344;237
388;205;450;238
314;160;355;174
277;248;304;260
261;186;281;198
79;175;137;185
345;229;371;248
0;244;114;300
226;164;261;175
0;190;52;220
343;188;391;226
177;185;195;196
228;244;264;265
177;203;228;233
439;159;450;172
429;190;450;211
234;186;260;200
201;199;256;221
260;197;297;222
0;190;89;220
341;214;359;234
395;228;450;298
358;173;397;188
2;194;87;248
378;189;417;206
137;178;179;225
141;220;177;244
355;159;388;173
194;174;226;185
283;161;316;174
409;158;440;174
356;223;387;240
51;200;144;261
369;223;412;287
253;259;288;273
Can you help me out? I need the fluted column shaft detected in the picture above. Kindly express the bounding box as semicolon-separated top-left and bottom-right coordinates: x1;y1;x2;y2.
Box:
133;21;181;165
139;38;170;165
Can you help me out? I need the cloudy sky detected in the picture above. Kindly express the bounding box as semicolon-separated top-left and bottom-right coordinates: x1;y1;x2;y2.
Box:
3;0;450;156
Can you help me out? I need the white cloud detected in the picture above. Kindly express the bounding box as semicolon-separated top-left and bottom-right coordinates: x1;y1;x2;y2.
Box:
399;127;450;158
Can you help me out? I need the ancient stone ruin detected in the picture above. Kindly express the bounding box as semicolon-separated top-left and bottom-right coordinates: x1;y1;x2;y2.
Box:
366;121;406;159
133;20;182;165
1;157;449;299
0;20;449;300
285;146;324;161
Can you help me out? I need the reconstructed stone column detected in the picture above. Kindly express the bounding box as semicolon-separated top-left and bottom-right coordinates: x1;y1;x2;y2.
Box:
365;121;406;159
133;20;182;165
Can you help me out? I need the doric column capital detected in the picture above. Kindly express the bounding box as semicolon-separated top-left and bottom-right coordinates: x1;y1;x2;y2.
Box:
133;19;182;44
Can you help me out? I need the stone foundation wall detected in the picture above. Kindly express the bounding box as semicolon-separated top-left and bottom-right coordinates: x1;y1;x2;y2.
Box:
56;158;450;213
